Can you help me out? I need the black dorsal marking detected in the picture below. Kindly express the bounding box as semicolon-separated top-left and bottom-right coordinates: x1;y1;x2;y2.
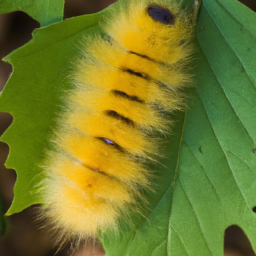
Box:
111;90;144;103
129;51;154;62
96;137;124;152
82;163;102;173
129;51;167;66
121;67;170;91
105;110;135;127
147;4;174;24
122;68;149;79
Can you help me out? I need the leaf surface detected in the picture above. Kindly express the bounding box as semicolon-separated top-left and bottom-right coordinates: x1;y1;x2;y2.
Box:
0;12;102;215
0;0;64;26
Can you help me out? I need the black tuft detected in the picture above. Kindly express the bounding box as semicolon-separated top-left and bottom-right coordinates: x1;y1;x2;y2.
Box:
105;110;135;127
111;90;145;103
122;68;148;79
147;4;174;24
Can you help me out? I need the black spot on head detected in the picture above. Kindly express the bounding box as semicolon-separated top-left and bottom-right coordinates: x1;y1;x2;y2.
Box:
147;4;174;25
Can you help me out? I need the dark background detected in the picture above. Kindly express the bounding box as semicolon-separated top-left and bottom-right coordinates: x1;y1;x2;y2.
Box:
0;0;256;255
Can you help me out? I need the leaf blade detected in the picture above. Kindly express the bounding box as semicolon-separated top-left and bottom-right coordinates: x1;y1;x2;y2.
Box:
0;12;102;215
0;0;64;26
167;0;256;255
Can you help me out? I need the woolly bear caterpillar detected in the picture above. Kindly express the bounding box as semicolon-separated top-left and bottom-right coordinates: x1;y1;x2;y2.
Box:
40;0;198;246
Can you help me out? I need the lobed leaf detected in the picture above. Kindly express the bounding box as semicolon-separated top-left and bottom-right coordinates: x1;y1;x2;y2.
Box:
0;12;102;215
0;0;64;27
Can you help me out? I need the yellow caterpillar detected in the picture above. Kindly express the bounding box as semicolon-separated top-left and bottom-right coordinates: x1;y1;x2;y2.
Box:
40;0;194;244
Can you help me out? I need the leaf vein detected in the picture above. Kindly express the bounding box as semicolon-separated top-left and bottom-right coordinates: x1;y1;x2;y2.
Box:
183;141;225;211
168;221;189;256
204;0;256;90
178;177;215;255
195;85;253;212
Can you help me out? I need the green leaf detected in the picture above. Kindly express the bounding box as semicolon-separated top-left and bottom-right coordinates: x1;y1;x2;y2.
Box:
167;0;256;254
0;11;103;215
0;0;64;27
0;0;256;255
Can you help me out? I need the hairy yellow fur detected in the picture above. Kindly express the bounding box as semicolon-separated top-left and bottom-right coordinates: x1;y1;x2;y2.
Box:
40;0;193;244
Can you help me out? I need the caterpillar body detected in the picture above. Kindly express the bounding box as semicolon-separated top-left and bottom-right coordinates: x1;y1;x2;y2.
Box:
41;0;194;244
